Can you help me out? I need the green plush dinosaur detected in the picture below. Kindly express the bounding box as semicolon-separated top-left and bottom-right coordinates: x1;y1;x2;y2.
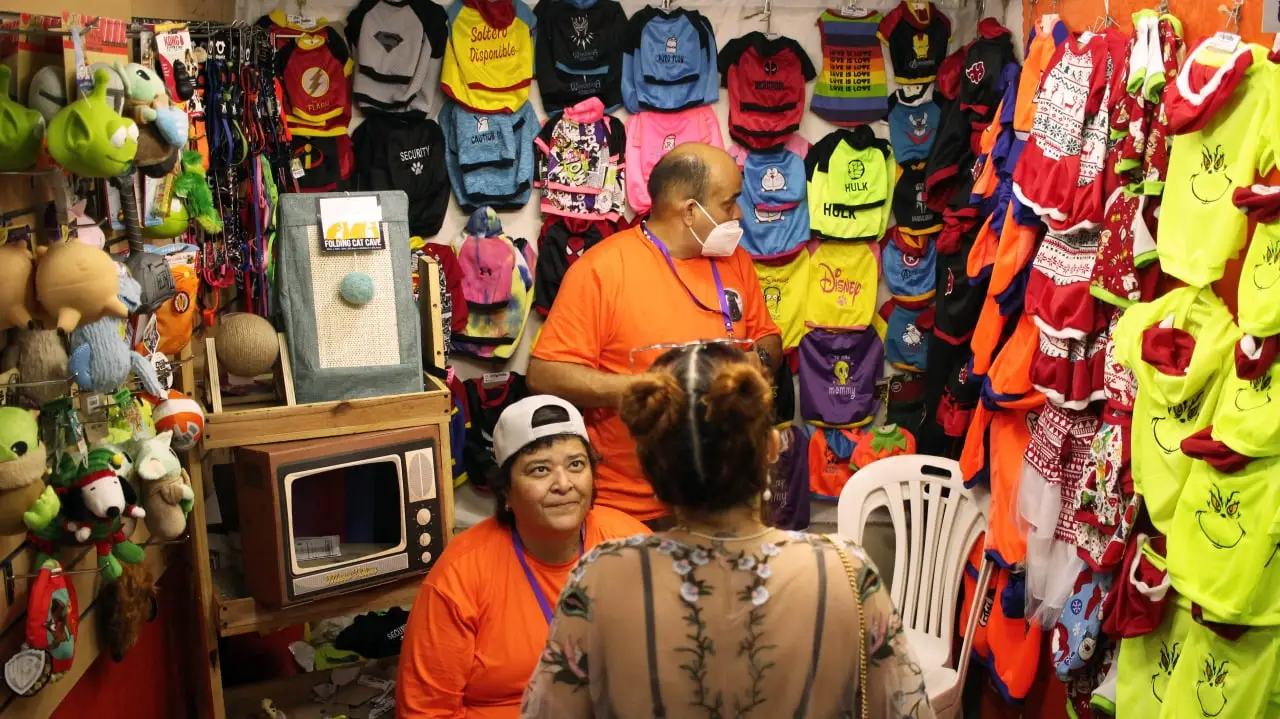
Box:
47;68;138;178
0;66;45;172
173;150;223;232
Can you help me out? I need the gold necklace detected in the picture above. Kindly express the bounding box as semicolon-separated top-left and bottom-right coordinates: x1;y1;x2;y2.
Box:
674;525;776;542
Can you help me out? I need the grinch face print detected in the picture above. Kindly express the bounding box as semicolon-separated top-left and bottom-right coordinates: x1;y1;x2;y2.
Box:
1253;240;1280;290
1191;144;1232;204
1151;641;1181;703
1197;484;1245;550
1234;372;1273;412
1152;389;1206;453
1196;656;1229;717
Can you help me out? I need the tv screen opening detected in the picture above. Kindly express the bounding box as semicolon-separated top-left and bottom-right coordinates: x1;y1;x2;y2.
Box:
284;456;407;575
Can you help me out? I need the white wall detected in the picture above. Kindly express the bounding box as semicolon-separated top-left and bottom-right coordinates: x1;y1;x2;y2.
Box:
242;0;1021;385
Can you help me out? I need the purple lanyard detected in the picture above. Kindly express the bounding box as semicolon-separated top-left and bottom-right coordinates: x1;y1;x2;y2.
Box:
641;223;735;338
512;526;586;625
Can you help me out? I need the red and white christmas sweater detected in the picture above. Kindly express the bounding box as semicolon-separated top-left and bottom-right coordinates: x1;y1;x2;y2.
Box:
1013;33;1110;228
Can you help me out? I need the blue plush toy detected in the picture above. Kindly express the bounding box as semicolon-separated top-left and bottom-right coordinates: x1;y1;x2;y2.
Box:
67;269;165;397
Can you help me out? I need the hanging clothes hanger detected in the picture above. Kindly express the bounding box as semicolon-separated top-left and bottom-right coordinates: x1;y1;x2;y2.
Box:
1217;0;1245;36
1090;0;1118;33
743;0;776;36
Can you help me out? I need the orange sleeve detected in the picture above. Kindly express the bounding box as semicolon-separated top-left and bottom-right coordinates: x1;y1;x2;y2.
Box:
531;252;615;368
733;253;781;342
396;578;477;717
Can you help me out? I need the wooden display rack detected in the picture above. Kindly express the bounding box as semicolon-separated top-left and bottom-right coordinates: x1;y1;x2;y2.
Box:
187;264;454;719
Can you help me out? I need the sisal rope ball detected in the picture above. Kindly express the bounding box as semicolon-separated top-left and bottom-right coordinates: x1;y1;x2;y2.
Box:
215;313;279;377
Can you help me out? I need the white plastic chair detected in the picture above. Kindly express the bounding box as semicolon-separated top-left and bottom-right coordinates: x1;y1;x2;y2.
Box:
837;455;993;719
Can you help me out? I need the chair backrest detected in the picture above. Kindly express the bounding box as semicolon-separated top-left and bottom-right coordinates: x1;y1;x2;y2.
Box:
837;455;988;662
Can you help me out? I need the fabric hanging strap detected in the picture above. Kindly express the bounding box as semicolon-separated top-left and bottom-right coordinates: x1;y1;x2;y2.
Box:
511;526;587;624
641;222;734;337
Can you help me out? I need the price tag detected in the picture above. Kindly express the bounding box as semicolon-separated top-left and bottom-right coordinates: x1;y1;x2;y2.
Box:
290;157;305;178
482;371;511;387
287;13;317;29
1207;31;1241;53
839;1;869;17
319;196;385;251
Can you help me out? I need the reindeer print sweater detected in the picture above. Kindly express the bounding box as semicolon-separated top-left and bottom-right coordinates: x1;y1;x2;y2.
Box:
1012;32;1109;228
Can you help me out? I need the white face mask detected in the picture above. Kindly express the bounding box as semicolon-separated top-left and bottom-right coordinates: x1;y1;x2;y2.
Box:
691;200;743;257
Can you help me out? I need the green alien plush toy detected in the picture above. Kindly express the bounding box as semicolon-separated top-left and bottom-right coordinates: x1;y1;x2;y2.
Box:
47;68;138;178
0;66;45;172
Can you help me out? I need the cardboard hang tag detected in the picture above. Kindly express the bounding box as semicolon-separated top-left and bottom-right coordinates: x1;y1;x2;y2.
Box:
1206;31;1241;53
319;196;386;252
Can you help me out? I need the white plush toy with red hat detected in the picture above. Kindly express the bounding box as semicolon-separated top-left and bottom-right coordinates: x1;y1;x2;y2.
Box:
58;448;145;581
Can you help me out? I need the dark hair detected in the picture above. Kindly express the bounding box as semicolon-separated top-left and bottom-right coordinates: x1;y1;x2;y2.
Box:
488;434;598;528
646;150;709;210
618;343;774;515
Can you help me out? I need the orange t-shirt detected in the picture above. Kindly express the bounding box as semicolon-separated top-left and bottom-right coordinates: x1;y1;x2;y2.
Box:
531;226;781;519
397;508;650;719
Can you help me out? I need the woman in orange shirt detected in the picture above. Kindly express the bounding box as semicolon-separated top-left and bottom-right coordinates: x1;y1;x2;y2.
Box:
397;395;649;718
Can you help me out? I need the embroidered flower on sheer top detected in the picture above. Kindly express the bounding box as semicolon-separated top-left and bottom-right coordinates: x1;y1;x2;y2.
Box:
673;558;693;576
750;585;770;606
761;542;782;557
690;548;710;566
756;563;772;579
657;539;678;555
736;555;757;571
680;581;701;604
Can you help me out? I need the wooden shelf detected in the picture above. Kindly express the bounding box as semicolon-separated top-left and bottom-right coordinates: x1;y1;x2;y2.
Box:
201;389;450;449
214;569;423;638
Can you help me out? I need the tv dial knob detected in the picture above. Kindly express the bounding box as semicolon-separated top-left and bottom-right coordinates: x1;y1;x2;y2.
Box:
416;508;431;526
419;533;432;547
421;551;432;564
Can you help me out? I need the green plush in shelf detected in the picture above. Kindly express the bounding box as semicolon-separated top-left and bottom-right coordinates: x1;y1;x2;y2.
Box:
47;68;138;178
0;66;45;172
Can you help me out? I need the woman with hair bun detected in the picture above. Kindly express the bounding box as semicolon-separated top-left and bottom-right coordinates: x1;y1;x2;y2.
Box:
520;342;933;718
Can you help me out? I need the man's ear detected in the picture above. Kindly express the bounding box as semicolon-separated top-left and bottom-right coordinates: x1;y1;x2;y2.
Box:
681;199;698;226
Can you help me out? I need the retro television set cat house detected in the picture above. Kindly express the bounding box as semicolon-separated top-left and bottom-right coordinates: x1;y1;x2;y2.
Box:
233;425;447;606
